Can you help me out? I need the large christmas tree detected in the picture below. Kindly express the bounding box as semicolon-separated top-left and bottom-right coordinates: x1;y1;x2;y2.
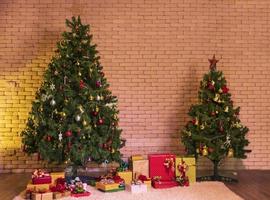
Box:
181;55;250;182
21;16;124;167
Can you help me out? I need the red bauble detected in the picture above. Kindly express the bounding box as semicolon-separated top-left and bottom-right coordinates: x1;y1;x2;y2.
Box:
98;118;104;125
47;135;52;142
211;112;215;116
222;85;229;93
191;119;196;125
219;126;224;132
208;82;215;90
96;81;101;88
208;147;214;153
79;80;85;89
92;111;98;116
65;130;72;137
99;72;105;77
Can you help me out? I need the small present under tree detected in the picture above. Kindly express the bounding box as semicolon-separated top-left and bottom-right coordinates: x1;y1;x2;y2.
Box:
21;16;125;170
181;55;250;182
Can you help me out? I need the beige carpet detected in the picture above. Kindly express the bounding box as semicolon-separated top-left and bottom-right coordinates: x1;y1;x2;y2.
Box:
14;182;243;200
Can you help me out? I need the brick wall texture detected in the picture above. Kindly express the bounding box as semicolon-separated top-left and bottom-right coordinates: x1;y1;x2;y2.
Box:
0;0;270;173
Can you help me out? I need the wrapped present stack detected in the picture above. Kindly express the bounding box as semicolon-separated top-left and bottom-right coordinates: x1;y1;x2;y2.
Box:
116;161;132;185
149;154;179;189
25;169;91;199
96;176;125;192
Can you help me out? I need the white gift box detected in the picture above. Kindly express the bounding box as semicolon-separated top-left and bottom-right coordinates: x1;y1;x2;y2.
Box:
126;184;147;193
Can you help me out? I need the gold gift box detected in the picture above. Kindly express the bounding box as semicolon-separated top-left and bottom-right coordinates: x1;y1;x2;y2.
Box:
50;172;65;185
32;192;53;200
144;180;151;188
117;171;132;184
175;157;196;183
132;160;149;179
96;182;120;191
26;181;51;191
131;155;144;161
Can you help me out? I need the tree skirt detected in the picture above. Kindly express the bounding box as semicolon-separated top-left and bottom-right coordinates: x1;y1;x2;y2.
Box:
14;182;243;200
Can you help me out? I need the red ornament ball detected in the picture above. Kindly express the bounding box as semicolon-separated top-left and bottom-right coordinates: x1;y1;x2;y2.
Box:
79;80;85;89
211;112;215;116
208;147;214;153
222;85;229;93
96;81;101;88
98;118;104;125
207;82;215;91
92;111;98;116
65;130;72;137
46;135;52;142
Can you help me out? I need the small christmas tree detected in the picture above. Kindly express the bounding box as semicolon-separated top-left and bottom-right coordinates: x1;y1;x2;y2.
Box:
21;16;125;169
181;55;250;182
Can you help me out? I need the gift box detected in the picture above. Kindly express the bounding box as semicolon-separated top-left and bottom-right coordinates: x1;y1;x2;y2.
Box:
96;182;124;192
132;160;149;179
175;157;196;183
50;172;65;185
149;154;176;181
26;182;51;191
32;176;52;185
53;191;71;199
152;180;179;189
117;171;132;184
126;184;147;193
31;192;53;200
71;191;91;197
131;155;144;161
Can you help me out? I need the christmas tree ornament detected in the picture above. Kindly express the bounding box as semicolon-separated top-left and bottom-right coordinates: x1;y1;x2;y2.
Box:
82;120;87;126
211;111;215;116
76;61;80;66
100;71;105;77
100;96;104;100
41;94;47;102
78;105;84;113
92;111;98;116
98;118;104;125
50;84;55;90
218;88;223;93
72;33;76;37
224;106;229;112
79;80;85;89
65;130;72;137
202;146;208;156
200;124;205;130
211;80;215;85
75;115;81;122
78;71;82;76
227;148;234;157
50;99;56;106
54;70;59;75
202;80;207;87
59;133;63;141
222;85;229;94
82;40;88;44
196;148;200;154
208;147;214;153
96;80;101;88
96;107;99;112
89;95;94;101
213;93;220;102
47;135;52;142
208;54;219;71
96;95;101;101
208;82;215;90
192;118;199;126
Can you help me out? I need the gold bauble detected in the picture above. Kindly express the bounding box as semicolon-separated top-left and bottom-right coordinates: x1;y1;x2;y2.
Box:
100;96;104;100
82;120;87;126
196;148;200;154
227;148;234;158
224;106;229;112
96;107;99;112
111;149;115;153
200;124;205;130
213;93;220;102
89;96;94;101
202;145;208;156
211;80;215;85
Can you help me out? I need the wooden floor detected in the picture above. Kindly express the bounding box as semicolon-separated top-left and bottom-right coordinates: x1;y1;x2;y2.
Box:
0;170;269;200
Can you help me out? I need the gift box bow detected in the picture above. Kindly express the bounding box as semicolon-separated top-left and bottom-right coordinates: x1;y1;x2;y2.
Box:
163;157;175;172
32;169;50;179
50;178;67;193
137;175;151;183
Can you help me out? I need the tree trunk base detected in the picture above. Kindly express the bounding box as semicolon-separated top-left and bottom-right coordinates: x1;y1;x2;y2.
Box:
196;175;238;183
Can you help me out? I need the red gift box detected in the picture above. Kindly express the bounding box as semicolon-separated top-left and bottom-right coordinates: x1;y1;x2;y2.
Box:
71;191;91;197
152;180;179;189
32;176;52;185
149;154;176;181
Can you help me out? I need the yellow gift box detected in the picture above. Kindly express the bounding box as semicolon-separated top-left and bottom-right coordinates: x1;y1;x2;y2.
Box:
131;155;144;161
144;180;151;188
31;192;53;200
26;181;51;191
50;172;65;185
175;157;196;183
96;182;120;191
132;160;149;179
117;171;132;184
